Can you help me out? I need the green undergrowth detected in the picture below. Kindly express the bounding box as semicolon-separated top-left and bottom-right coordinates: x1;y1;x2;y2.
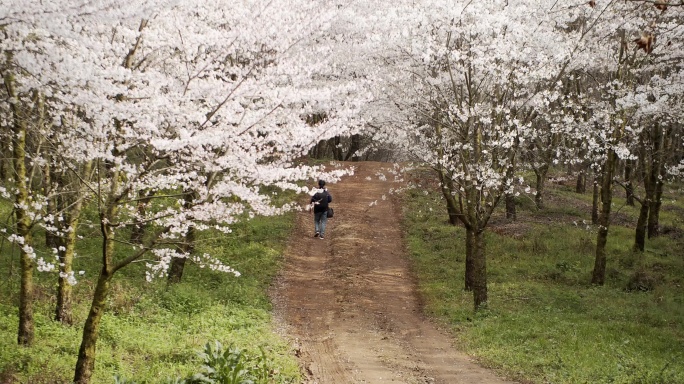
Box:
0;203;300;383
403;177;684;384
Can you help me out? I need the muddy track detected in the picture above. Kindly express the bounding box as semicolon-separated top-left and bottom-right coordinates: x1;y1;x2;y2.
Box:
272;162;516;384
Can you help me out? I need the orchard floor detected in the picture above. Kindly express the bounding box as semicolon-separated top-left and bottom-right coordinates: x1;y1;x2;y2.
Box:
271;162;516;384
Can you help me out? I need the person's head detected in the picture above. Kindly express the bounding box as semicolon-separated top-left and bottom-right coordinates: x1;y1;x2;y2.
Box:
318;179;326;188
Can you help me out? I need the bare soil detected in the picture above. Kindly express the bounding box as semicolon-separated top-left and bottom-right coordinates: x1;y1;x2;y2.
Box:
271;162;517;384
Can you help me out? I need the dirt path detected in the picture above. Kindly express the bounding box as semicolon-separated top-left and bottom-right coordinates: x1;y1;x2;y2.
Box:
272;162;516;384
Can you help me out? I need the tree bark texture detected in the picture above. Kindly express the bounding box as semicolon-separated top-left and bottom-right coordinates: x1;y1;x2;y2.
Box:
592;151;616;285
130;189;155;244
73;269;113;384
54;159;91;323
646;124;665;239
344;134;361;161
576;169;586;194
74;201;117;384
6;72;35;345
591;176;600;225
505;193;516;220
472;229;487;309
534;166;548;210
167;191;197;284
624;159;635;206
437;170;460;226
73;155;121;383
464;227;474;291
167;225;195;284
55;212;83;324
44;161;60;250
633;201;649;252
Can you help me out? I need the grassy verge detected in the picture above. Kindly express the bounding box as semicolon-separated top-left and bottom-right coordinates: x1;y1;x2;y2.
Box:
0;205;300;383
403;175;684;384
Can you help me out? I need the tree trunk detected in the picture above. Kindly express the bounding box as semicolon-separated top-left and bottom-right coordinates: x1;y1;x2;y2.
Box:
591;176;600;225
167;225;195;284
73;269;113;384
444;195;459;225
130;189;154;244
505;160;517;220
55;214;81;323
437;171;460;226
55;240;74;324
44;163;59;249
576;168;586;194
633;200;649;252
464;227;474;291
505;193;516;220
74;174;119;383
332;136;344;160
624;159;635;206
472;229;487;309
646;123;665;238
18;237;34;346
592;151;616;285
0;131;8;181
647;194;661;239
6;72;34;345
534;166;548;210
344;134;361;161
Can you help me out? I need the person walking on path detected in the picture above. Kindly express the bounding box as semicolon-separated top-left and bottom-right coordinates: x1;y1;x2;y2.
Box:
310;179;332;239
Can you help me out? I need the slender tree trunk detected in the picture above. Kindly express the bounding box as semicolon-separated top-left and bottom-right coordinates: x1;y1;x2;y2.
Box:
55;240;74;324
73;268;113;384
576;169;586;193
73;150;121;383
130;189;154;244
647;192;662;239
505;160;517;220
633;200;649;252
55;212;82;323
167;191;196;284
591;176;600;225
167;225;194;284
534;166;548;210
624;159;635;206
0;131;8;181
472;229;487;309
344;134;361;161
6;72;35;345
18;232;34;345
592;151;616;285
437;170;460;226
332;136;344;160
646;124;665;238
444;194;459;225
44;163;59;249
464;227;474;291
505;193;516;220
74;190;118;384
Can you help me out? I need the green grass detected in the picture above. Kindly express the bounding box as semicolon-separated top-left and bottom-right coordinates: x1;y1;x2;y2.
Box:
0;202;300;383
403;176;684;384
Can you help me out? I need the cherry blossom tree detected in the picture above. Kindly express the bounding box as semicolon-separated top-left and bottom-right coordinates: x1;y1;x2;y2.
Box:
2;0;362;381
366;0;590;308
556;0;684;283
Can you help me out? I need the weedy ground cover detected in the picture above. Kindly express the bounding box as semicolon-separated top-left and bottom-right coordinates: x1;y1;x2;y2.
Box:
0;201;301;383
403;172;684;384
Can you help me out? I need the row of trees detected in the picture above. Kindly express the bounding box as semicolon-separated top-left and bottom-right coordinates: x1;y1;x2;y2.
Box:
360;0;683;308
1;1;365;382
2;0;683;381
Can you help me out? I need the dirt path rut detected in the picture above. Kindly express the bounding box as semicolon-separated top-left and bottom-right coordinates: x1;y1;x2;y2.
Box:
272;162;516;384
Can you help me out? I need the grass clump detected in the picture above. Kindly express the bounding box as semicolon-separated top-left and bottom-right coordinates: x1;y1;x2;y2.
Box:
402;177;684;384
